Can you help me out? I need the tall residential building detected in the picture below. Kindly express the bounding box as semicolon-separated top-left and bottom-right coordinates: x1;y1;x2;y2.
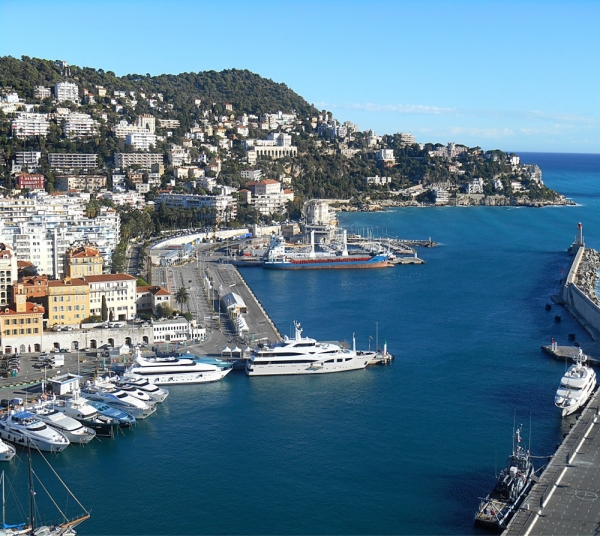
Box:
48;153;98;170
11;113;50;138
114;152;163;169
62;113;99;138
0;244;18;306
54;81;79;103
0;296;44;354
126;132;156;151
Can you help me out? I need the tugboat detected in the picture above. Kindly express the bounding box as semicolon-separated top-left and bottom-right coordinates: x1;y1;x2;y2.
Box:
474;425;534;530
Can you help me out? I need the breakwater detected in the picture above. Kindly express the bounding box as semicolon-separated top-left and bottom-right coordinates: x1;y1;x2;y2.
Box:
557;243;600;340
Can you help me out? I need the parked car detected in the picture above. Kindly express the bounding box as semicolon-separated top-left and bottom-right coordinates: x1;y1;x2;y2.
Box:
0;399;9;408
39;352;49;359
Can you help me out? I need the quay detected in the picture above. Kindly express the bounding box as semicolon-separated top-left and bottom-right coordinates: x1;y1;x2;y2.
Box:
541;344;600;366
505;387;600;535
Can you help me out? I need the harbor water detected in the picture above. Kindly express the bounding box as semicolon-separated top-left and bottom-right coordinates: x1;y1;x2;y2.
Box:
3;152;600;535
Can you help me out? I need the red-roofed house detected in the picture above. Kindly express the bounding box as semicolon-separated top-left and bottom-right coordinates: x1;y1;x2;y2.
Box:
0;291;45;354
136;285;172;316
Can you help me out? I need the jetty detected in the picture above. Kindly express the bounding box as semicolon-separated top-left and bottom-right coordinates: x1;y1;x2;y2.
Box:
504;387;600;535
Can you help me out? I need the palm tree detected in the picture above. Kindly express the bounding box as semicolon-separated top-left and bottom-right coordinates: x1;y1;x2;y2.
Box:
174;287;190;312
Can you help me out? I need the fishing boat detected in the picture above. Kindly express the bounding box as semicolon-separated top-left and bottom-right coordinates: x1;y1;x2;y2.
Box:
554;349;597;417
246;321;376;376
474;425;534;530
263;233;391;270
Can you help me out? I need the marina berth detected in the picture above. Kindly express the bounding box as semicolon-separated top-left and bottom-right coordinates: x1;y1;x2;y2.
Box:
245;321;376;376
554;349;597;417
0;411;70;453
123;348;233;385
27;402;96;444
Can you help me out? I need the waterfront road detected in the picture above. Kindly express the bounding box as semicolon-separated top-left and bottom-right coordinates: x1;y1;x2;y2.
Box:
505;387;600;535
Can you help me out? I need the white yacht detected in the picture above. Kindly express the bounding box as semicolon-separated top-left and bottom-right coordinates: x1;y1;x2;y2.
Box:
100;372;169;403
85;400;136;428
0;411;70;453
80;384;157;419
123;348;233;385
50;393;120;437
246;321;376;376
27;403;96;444
0;438;16;461
555;349;597;417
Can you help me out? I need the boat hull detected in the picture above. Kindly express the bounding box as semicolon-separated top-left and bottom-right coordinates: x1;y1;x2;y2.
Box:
126;366;232;385
263;256;390;270
246;356;372;376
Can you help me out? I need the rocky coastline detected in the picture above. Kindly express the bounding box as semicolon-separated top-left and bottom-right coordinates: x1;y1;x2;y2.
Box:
336;194;575;212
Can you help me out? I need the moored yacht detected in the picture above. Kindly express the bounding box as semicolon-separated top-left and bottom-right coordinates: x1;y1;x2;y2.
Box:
245;321;376;376
0;438;16;461
85;400;136;427
123;347;233;385
100;372;169;402
50;392;120;437
80;384;156;419
0;411;70;453
555;349;597;417
27;402;96;444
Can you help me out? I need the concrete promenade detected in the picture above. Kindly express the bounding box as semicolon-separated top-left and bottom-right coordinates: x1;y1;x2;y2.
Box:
505;388;600;535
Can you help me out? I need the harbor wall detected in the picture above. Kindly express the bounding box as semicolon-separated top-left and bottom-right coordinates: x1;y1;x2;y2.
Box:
559;246;600;339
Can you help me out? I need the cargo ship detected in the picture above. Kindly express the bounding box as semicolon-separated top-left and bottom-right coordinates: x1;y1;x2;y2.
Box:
262;233;391;270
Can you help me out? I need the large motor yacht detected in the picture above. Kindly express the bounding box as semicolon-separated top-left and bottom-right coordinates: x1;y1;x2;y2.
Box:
246;321;376;376
555;349;597;417
124;348;233;385
80;384;157;419
0;411;70;453
28;403;96;444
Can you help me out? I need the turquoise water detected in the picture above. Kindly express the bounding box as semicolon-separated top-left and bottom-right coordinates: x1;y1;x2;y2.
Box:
3;153;600;535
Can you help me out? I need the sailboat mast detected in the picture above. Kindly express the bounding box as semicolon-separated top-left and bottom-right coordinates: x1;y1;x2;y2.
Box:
27;442;35;531
2;471;5;528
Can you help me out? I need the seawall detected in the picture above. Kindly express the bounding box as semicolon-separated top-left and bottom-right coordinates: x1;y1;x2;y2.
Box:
556;245;600;341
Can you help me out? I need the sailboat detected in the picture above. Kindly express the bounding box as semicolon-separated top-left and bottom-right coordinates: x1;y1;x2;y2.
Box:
0;443;90;536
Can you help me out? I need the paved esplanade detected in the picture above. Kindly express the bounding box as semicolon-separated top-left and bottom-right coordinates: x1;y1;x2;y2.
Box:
505;389;600;536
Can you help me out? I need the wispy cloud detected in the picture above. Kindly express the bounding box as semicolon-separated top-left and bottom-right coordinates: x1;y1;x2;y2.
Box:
315;101;457;115
317;101;597;126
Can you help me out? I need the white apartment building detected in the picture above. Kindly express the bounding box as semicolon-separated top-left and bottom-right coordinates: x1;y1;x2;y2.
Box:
366;175;392;185
14;151;42;169
11;113;50;138
152;317;205;343
467;178;484;194
62;113;99;138
48;153;98;170
155;193;237;222
432;188;450;205
0;244;18;306
0;197;120;278
54;81;79;103
136;114;156;134
126;132;156;151
55;175;107;191
158;119;180;129
246;132;297;163
86;274;137;321
35;86;52;99
114;152;164;169
241;169;262;181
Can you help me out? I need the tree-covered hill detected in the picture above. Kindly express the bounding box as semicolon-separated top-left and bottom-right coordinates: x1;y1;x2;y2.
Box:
0;56;318;118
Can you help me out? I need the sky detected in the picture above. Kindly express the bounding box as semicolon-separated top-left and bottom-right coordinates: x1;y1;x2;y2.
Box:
1;0;599;153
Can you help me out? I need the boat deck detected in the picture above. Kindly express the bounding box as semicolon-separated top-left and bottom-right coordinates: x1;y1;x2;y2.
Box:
504;387;600;535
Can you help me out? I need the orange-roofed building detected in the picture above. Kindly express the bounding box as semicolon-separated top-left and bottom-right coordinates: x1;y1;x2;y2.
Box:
136;285;172;316
66;245;104;278
0;290;44;354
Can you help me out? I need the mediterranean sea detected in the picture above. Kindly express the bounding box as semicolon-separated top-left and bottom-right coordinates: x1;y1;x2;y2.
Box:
5;152;600;535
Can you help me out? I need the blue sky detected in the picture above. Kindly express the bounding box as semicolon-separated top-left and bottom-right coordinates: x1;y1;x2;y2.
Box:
1;0;598;153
